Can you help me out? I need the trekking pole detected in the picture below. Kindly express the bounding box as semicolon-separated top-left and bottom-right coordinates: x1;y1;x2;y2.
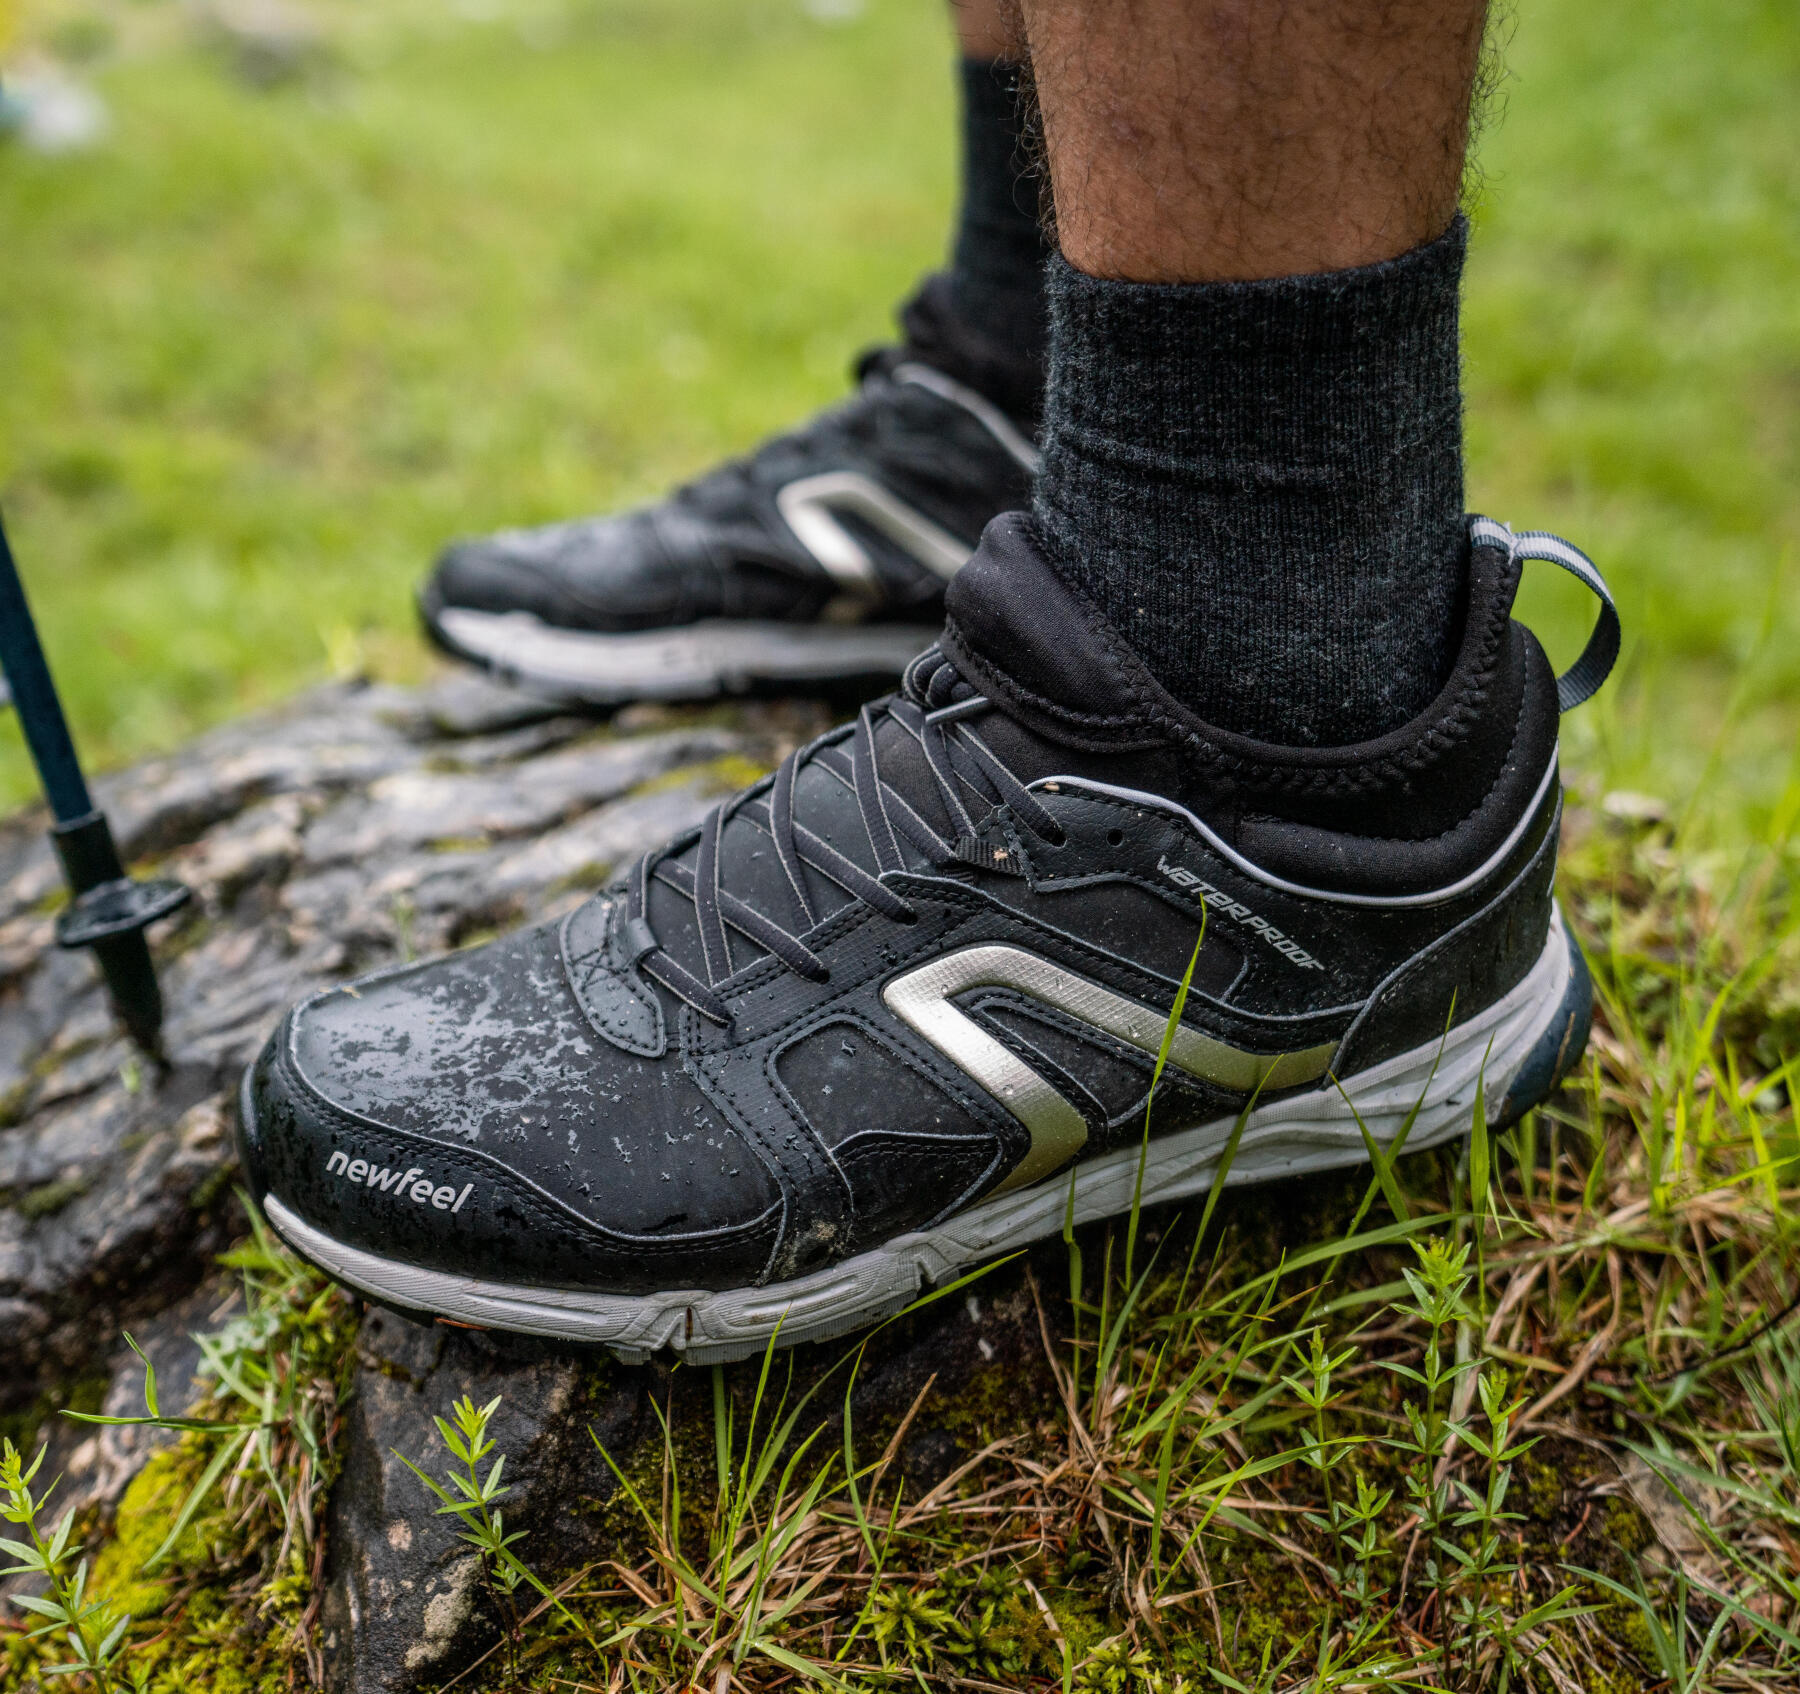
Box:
0;510;189;1057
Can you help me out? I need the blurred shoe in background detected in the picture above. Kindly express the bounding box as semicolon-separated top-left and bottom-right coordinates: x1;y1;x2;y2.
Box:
420;53;1049;704
419;276;1040;704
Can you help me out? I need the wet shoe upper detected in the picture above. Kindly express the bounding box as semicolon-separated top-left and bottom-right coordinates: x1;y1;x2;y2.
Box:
245;513;1614;1297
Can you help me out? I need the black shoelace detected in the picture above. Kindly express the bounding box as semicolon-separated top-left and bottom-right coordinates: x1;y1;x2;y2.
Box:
616;650;1063;1027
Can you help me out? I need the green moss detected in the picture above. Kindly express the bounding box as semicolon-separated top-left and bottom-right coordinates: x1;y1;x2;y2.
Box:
632;753;773;801
0;1075;32;1129
914;1363;1019;1450
0;1434;275;1694
2;1630;41;1689
21;1221;366;1694
12;1172;96;1219
82;1423;319;1691
548;861;615;897
135;1591;297;1694
1197;1536;1324;1669
31;1037;97;1080
91;1448;199;1620
188;1157;239;1216
1611;1602;1662;1675
1072;1631;1211;1693
1519;1447;1566;1520
1602;1495;1652;1559
585;1375;716;1554
156;912;216;963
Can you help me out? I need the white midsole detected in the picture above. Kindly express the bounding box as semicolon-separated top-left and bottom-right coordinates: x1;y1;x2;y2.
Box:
264;914;1578;1364
433;607;940;702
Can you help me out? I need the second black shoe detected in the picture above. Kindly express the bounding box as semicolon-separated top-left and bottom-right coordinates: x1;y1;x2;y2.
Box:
245;514;1617;1361
420;277;1040;704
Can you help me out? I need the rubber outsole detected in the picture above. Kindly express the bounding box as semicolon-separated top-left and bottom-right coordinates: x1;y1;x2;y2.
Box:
249;912;1591;1364
419;591;940;706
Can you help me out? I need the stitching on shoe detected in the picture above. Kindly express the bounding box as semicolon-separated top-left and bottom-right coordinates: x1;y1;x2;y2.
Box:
832;1131;1010;1231
994;861;1359;1033
761;1007;1018;1226
684;1003;855;1275
561;900;667;1058
1331;807;1561;1075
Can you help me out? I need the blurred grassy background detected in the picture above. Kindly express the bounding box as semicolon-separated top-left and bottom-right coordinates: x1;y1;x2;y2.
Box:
0;0;1795;838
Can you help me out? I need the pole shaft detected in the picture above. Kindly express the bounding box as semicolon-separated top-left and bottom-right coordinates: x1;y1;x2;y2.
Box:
0;512;94;823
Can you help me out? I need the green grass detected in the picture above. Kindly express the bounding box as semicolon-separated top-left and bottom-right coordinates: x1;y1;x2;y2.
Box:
2;5;1797;1690
0;0;953;808
11;804;1797;1692
1;0;1797;828
1466;0;1800;839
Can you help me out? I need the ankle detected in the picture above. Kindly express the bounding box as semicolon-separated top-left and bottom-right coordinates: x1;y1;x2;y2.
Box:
1033;219;1470;746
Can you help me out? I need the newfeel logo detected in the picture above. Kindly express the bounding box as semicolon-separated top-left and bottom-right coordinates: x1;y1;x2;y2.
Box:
326;1150;474;1212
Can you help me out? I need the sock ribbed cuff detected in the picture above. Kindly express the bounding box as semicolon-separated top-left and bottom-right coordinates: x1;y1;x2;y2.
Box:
1033;217;1469;746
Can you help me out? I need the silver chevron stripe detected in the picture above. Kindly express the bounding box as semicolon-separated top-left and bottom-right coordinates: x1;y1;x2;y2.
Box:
775;471;972;592
882;945;1338;1195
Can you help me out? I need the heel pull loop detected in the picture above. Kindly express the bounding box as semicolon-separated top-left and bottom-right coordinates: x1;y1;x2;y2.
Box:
1470;516;1620;712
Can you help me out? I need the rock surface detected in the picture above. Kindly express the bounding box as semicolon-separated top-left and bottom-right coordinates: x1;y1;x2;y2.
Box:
318;1308;649;1693
0;673;815;1409
0;672;1059;1691
319;1268;1055;1692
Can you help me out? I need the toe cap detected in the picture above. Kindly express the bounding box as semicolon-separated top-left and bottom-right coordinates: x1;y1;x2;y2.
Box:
426;521;592;623
242;923;783;1293
425;512;697;631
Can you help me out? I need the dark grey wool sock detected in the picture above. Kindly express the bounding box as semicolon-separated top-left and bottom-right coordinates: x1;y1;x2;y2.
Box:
946;57;1051;373
1032;217;1470;747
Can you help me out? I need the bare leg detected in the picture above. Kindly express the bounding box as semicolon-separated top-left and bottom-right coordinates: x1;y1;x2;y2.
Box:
1018;0;1486;281
1016;0;1492;745
950;0;1025;62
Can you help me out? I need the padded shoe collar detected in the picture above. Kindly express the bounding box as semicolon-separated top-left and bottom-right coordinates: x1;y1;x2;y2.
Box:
943;513;1521;779
940;512;1550;845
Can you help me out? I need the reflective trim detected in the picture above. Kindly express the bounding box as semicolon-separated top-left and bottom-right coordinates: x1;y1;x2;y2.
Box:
892;361;1041;475
1037;753;1561;911
431;605;939;702
883;944;1335;1194
775;471;973;592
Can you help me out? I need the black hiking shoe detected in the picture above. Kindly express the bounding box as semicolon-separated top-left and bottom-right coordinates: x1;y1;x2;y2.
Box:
419;278;1040;704
243;514;1618;1362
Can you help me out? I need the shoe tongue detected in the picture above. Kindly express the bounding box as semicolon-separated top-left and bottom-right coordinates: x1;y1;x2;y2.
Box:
941;514;1170;750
